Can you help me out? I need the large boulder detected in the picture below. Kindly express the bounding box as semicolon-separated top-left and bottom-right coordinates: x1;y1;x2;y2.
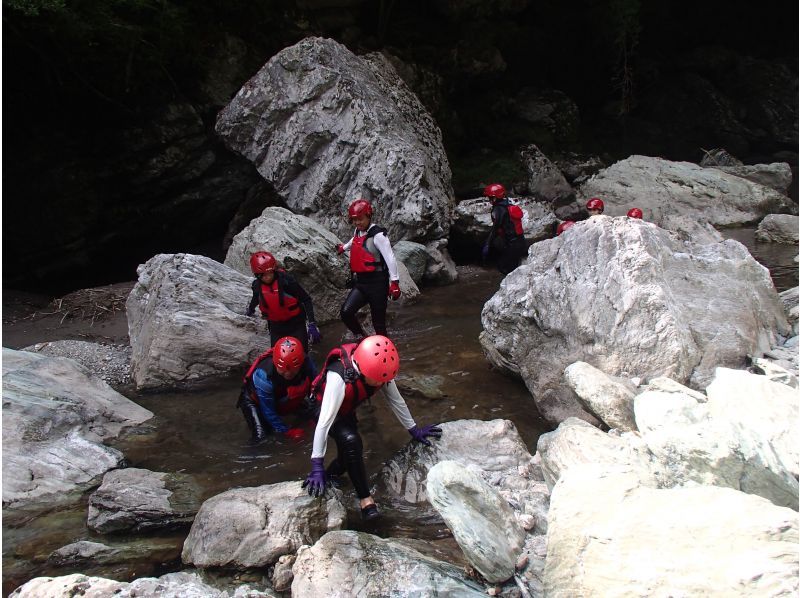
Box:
224;206;419;318
480;216;790;425
126;253;267;391
755;214;800;244
453;197;557;245
216;37;454;251
291;531;485;597
426;460;526;583
181;482;346;569
87;468;202;534
706;162;793;195
578;155;797;241
2;349;153;510
544;467;799;596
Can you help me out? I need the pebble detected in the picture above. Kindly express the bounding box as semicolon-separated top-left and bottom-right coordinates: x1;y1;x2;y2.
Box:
23;340;133;390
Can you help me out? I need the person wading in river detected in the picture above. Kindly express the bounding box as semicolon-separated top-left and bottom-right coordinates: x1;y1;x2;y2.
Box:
336;199;401;340
237;336;315;445
301;335;442;520
246;251;322;352
481;183;527;275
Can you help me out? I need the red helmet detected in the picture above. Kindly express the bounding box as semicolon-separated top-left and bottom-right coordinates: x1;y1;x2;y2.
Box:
348;199;373;219
273;336;305;373
353;335;400;383
249;251;277;274
586;198;604;212
483;183;506;200
627;208;643;219
556;221;575;236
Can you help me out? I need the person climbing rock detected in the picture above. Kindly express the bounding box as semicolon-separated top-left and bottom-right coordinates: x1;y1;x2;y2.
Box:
301;335;442;520
481;183;527;274
336;199;401;339
237;336;316;445
246;251;322;352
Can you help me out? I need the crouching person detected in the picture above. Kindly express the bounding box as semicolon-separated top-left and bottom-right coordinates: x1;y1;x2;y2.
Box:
238;336;316;445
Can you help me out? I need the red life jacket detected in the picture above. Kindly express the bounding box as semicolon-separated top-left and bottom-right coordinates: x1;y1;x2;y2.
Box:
492;200;524;240
310;344;377;418
349;226;387;274
243;349;312;415
256;270;301;321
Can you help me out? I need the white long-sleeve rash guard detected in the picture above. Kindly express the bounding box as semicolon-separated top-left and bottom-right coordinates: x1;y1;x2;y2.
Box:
341;224;400;282
311;369;416;459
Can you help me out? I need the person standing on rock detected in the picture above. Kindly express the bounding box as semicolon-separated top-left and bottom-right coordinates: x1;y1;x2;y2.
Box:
237;336;316;445
301;335;442;520
336;199;401;340
481;183;527;275
246;251;322;352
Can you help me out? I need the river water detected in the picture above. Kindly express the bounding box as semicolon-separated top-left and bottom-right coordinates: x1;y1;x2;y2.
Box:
2;232;797;595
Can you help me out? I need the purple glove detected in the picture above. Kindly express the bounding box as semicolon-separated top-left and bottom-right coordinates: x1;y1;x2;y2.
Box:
307;322;322;345
301;457;328;498
408;424;443;447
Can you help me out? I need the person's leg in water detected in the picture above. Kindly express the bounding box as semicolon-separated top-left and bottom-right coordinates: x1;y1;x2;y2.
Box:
328;413;379;518
363;279;389;337
340;287;369;338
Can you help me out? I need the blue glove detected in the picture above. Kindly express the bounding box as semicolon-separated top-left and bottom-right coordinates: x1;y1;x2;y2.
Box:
481;242;490;260
408;424;443;447
302;457;328;497
307;322;322;345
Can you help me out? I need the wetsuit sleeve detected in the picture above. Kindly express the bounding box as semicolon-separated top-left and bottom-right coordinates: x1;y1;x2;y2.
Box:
343;235;354;251
311;370;346;459
247;279;260;315
372;231;400;282
380;380;416;430
252;368;288;433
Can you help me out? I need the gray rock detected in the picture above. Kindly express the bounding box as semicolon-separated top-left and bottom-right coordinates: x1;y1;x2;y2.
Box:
427;461;526;583
2;349;153;510
393;240;429;285
126;253;268;391
10;571;275;597
755;214;800;244
563;361;637;431
579;155;797;241
87;468;202;534
453;197;557;245
423;239;459;284
519;144;574;204
544;467;799;596
22;340;132;390
536;418;660;491
182;481;346;569
480;216;790;425
709;162;793;195
291;531;486;597
271;554;296;593
216;37;454;250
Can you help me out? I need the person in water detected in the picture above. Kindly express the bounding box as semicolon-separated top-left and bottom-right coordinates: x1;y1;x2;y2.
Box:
586;197;605;216
336;199;401;339
237;336;315;445
301;335;442;520
246;251;322;352
481;183;527;274
627;207;643;219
